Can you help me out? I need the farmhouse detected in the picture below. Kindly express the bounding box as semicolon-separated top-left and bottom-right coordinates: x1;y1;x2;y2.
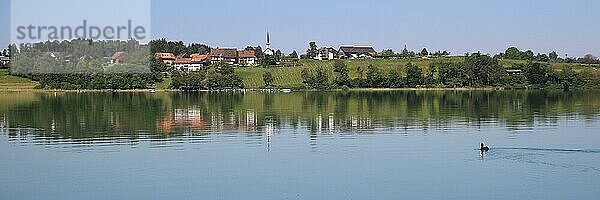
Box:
238;50;257;66
0;56;10;65
314;47;338;60
111;52;125;64
338;46;377;59
174;54;208;71
209;48;238;65
155;52;176;67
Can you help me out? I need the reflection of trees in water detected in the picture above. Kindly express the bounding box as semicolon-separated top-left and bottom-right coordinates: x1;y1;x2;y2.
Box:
1;90;599;143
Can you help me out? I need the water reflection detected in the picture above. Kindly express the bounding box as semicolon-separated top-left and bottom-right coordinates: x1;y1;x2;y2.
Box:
1;90;600;147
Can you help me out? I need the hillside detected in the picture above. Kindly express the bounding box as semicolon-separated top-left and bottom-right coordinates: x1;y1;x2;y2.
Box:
236;57;600;88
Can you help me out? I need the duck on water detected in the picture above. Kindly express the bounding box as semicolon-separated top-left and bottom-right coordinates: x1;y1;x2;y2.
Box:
480;143;490;151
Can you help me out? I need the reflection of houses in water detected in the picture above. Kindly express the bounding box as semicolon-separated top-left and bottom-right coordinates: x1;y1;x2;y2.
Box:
313;114;336;134
0;113;7;129
175;107;206;130
210;112;224;131
350;115;373;130
110;112;123;131
308;113;373;134
156;107;207;133
245;110;256;131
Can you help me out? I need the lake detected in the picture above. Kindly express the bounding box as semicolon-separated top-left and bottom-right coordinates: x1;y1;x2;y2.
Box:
1;90;600;199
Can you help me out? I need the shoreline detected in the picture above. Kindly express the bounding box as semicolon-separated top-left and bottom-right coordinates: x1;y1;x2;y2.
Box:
0;87;590;93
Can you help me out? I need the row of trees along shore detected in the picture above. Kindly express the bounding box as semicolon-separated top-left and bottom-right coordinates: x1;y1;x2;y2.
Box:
298;53;590;91
3;39;600;90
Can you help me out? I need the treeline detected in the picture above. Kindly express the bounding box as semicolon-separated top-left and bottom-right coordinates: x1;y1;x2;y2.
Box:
9;39;167;89
299;53;586;90
496;47;600;64
16;58;166;90
170;62;244;90
149;39;211;55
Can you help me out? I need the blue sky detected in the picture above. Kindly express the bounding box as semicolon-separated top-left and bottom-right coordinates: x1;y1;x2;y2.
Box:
1;0;599;57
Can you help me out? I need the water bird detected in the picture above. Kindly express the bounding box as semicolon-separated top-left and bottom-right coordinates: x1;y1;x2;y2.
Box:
480;143;490;151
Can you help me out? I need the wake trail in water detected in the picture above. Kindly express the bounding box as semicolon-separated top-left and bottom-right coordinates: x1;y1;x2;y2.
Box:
489;147;600;153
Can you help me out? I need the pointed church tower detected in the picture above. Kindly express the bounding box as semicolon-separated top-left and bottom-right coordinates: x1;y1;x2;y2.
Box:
266;32;271;49
264;31;274;56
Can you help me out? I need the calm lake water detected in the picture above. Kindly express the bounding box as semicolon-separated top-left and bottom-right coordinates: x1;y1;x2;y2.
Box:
1;90;600;199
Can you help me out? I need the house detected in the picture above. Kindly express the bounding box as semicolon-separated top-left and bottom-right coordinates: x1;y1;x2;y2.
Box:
111;52;125;64
238;50;256;66
48;52;72;62
338;46;377;59
0;56;9;65
209;48;237;64
314;47;338;60
174;54;208;71
155;52;176;66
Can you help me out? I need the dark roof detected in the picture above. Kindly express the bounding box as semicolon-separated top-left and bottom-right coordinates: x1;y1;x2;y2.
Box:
338;46;376;55
210;48;237;59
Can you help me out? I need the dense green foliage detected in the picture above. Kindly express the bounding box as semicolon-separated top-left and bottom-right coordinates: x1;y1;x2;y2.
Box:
301;67;330;89
170;62;244;90
299;53;587;90
9;39;166;89
497;46;599;64
406;63;423;87
263;71;274;87
149;39;211;55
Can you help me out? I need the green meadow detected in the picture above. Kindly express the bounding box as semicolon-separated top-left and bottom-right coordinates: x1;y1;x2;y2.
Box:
236;58;600;88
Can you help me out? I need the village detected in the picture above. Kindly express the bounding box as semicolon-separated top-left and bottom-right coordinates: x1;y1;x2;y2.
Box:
151;32;400;72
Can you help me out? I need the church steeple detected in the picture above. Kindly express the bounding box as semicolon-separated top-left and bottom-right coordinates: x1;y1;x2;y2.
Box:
264;31;274;56
266;31;271;49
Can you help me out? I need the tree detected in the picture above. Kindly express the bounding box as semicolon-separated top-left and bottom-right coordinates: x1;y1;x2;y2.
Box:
438;62;468;87
385;69;404;88
306;41;318;59
535;53;549;62
288;50;298;59
524;62;549;85
557;66;583;90
355;66;365;87
465;53;504;86
521;50;534;60
406;62;423;87
420;48;429;57
549;51;559;60
301;67;329;89
253;46;264;63
504;47;521;60
424;63;438;86
333;60;350;87
382;49;395;57
263;71;274;87
262;55;277;67
366;64;384;87
582;54;598;64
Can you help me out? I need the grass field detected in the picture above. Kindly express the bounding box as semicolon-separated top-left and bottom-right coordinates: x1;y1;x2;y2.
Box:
0;69;38;90
235;57;600;88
